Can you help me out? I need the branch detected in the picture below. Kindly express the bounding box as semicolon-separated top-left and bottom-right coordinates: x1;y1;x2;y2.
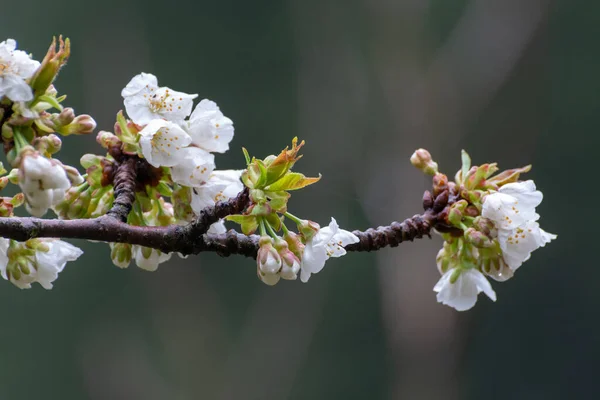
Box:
0;187;252;255
105;156;137;222
0;187;450;258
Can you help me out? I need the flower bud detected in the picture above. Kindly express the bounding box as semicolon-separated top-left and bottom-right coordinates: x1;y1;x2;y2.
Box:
472;216;496;238
283;230;305;259
60;114;97;135
257;267;281;286
110;243;132;269
274;238;300;280
29;36;70;97
432;173;449;197
298;220;320;241
464;227;495;248
410;148;438;175
96;130;122;149
257;236;282;275
56;107;75;126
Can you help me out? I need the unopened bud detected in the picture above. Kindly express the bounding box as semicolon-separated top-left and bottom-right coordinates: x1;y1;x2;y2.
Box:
30;36;71;97
63;164;84;186
110;243;132;269
464;227;495;248
60;114;96;135
96;130;122;149
432;173;449;197
56;107;75;125
298;219;320;241
283;231;305;258
257;236;282;275
410;148;438;175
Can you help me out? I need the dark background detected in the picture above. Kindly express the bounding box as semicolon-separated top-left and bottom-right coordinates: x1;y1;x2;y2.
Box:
0;1;596;399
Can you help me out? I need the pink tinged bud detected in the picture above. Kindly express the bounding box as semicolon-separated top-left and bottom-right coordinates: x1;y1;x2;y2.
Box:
96;131;122;149
257;268;281;286
257;237;282;274
410;148;438;175
464;228;495;248
432;173;449;197
298;220;320;241
283;231;305;258
57;107;75;125
61;114;96;135
472;216;496;237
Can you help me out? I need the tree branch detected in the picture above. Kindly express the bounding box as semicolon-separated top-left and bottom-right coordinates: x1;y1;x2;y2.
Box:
0;188;449;258
105;156;137;222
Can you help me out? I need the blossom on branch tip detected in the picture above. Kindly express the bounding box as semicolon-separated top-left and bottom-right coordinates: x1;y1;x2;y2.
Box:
0;39;40;102
299;218;359;283
434;268;496;311
121;73;197;125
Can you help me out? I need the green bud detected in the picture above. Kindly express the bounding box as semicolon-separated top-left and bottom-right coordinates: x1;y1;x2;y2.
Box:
410;148;438;175
30;36;71;98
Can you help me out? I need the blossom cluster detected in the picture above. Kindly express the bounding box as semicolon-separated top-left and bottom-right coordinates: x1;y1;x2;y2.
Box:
0;36;558;307
0;37;93;289
412;149;556;311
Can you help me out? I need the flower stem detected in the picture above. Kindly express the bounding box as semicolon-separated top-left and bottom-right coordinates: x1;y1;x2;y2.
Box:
265;219;279;239
259;218;267;237
284;212;303;225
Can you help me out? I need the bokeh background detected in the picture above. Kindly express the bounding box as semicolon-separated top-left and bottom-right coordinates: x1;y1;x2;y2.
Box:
0;0;596;399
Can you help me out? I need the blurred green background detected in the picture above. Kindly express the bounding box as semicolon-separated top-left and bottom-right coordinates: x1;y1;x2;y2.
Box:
0;0;596;399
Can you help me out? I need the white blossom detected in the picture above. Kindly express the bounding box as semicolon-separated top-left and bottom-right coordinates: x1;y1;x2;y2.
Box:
121;73;197;125
299;218;359;283
190;169;243;213
482;180;556;271
434;268;496;311
0;39;40;102
185;99;234;153
19;152;71;217
0;239;83;290
170;146;215;187
496;220;557;270
138;119;192;167
482;180;542;230
133;246;171;272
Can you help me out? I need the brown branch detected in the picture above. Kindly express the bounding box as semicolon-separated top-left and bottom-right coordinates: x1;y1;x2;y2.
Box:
105;157;137;222
0;187;252;255
0;184;451;258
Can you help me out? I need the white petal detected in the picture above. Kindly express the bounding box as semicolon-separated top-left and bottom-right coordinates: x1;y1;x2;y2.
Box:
434;269;496;311
121;73;158;97
207;220;227;234
186;99;234;153
0;74;33;101
170;147;215;187
189;170;243;213
299;239;328;283
123;76;197;125
497;221;556;270
134;246;171;271
138;120;192;167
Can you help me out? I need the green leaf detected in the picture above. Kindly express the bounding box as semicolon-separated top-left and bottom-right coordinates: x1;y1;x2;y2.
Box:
242;147;251;165
266;190;290;212
265;172;321;192
265;212;282;231
461;150;471;184
226;214;259;235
